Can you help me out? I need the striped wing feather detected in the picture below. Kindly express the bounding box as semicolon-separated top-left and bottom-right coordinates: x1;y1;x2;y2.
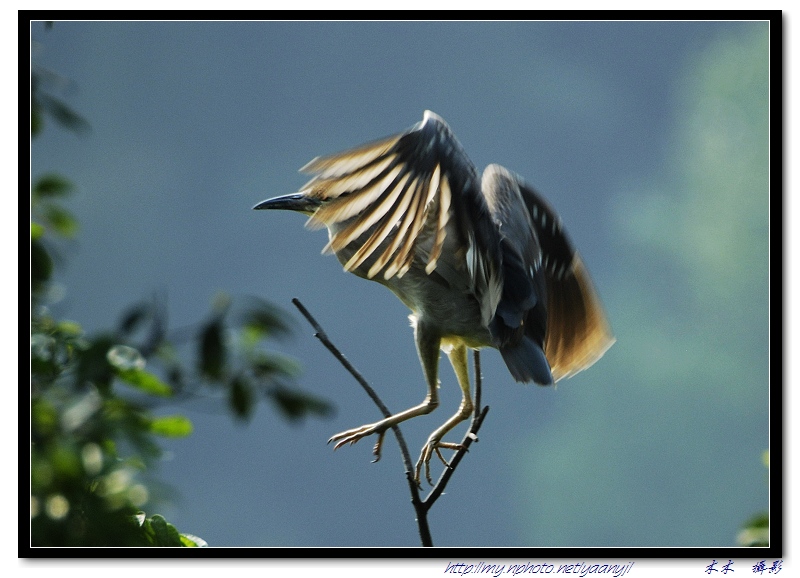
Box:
298;112;484;282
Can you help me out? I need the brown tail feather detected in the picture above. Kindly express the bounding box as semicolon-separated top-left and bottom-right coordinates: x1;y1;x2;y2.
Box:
544;255;614;381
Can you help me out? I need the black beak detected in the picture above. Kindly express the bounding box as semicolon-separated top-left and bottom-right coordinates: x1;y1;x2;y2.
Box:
252;193;321;214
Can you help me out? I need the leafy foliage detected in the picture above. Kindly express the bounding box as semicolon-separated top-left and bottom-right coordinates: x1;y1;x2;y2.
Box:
30;39;332;547
31;61;90;138
738;512;769;548
737;450;769;547
30;305;198;546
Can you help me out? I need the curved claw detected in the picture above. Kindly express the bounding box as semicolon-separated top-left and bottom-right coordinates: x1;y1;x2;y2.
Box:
371;430;386;463
414;440;467;485
328;422;388;460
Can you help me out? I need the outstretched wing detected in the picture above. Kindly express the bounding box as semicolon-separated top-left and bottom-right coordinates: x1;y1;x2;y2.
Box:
298;110;502;319
517;182;615;381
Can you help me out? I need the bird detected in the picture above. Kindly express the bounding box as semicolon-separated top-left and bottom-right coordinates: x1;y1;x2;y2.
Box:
253;111;614;485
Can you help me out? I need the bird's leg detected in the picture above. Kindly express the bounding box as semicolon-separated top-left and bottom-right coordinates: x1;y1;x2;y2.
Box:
328;321;441;464
415;342;473;485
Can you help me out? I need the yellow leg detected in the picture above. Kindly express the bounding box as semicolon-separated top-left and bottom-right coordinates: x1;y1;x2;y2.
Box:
328;319;441;462
415;342;473;485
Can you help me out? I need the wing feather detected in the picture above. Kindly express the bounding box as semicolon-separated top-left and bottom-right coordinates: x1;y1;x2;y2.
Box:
314;163;405;242
305;154;399;222
425;175;452;274
371;175;427;279
295;111;501;288
328;170;412;254
387;173;430;278
516;181;615;380
301;134;401;178
342;173;417;272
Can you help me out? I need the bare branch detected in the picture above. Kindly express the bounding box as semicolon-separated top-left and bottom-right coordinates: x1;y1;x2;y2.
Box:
292;299;433;544
422;351;490;510
292;300;393;420
292;298;489;547
473;349;482;419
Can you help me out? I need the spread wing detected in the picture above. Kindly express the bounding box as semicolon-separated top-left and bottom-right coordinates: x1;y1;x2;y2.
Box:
297;110;502;319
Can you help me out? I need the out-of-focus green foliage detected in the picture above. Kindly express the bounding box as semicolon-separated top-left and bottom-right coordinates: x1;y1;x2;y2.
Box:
31;59;90;139
30;37;332;547
137;514;208;547
738;512;769;547
31;273;200;546
737;450;769;547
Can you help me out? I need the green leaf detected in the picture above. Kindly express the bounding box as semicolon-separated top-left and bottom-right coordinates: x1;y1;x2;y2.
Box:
136;512;203;547
31;221;45;239
75;336;117;393
119;303;151;335
179;533;208;547
31;104;42;137
241;298;292;338
146;514;184;547
44;205;79;237
250;351;301;379
56;320;83;337
51;443;82;479
116;368;172;397
40;94;91;135
229;375;254;420
31;238;53;292
31;398;59;438
34;174;74;199
199;319;225;380
148;415;193;438
268;385;335;422
738;512;769;547
742;512;769;529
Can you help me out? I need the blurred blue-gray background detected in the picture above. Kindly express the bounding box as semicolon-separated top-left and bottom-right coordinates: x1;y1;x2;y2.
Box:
30;21;769;547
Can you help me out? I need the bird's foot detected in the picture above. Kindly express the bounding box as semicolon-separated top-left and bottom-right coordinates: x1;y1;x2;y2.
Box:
329;423;388;463
414;438;467;486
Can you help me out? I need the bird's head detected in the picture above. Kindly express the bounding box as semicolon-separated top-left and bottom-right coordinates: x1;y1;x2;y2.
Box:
252;193;322;216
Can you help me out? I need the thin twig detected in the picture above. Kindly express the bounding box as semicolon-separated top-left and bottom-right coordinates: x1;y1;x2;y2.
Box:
292;298;489;547
423;351;489;510
473;350;482;419
291;299;433;544
292;300;393;420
